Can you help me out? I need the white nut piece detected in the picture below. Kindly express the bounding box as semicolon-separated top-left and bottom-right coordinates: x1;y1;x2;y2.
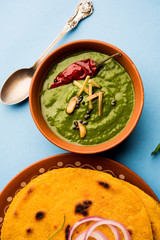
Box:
78;123;86;138
66;96;77;114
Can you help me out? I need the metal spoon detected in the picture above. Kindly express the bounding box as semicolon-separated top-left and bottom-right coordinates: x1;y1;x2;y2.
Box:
0;0;93;105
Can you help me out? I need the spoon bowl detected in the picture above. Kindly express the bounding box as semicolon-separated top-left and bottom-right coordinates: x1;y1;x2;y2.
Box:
0;0;93;105
0;68;35;105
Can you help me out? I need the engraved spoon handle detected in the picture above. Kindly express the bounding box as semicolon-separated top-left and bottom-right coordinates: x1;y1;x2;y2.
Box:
33;0;93;69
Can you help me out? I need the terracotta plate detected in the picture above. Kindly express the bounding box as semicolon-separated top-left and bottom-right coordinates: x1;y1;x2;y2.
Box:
0;153;159;237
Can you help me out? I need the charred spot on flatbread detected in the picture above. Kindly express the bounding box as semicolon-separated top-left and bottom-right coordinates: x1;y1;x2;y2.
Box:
35;211;45;220
127;229;132;236
75;203;88;216
98;181;110;189
23;186;34;201
75;200;92;216
83;200;92;205
13;210;18;217
151;222;155;237
27;186;34;194
65;224;70;240
26;228;33;234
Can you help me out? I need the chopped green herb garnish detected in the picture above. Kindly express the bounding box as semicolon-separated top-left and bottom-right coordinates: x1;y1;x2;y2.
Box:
151;143;160;155
48;216;65;240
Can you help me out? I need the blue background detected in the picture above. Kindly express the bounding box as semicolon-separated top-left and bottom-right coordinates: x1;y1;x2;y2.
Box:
0;0;160;199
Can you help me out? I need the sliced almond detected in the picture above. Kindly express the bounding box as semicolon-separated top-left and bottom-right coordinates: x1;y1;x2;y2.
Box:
78;123;86;138
73;80;89;95
89;82;93;109
66;96;77;114
89;79;101;88
86;91;105;102
98;92;103;116
77;75;90;97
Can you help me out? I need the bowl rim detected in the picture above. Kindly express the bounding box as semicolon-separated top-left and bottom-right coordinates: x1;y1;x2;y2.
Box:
29;39;144;154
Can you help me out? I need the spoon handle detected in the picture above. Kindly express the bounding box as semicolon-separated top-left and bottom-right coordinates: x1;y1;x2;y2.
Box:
33;0;93;69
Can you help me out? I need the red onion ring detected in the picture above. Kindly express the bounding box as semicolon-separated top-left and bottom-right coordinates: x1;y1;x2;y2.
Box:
84;219;131;240
68;216;104;240
68;216;121;240
74;230;109;240
107;225;121;240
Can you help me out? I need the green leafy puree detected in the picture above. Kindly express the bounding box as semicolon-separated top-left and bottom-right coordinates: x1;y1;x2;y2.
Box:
40;51;135;146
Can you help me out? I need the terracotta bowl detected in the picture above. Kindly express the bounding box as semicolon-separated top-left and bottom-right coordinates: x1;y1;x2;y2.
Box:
29;39;144;154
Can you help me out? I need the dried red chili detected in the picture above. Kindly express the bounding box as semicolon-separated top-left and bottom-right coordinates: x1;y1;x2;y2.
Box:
50;59;97;89
50;53;121;89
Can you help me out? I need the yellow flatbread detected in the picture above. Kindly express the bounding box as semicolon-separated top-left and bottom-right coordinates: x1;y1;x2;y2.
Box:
1;168;154;240
123;181;160;240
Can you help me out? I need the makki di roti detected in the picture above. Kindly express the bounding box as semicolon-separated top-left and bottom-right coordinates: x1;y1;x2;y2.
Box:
1;168;160;240
123;181;160;240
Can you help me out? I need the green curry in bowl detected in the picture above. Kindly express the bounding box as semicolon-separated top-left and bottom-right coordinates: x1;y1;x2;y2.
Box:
40;51;135;146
